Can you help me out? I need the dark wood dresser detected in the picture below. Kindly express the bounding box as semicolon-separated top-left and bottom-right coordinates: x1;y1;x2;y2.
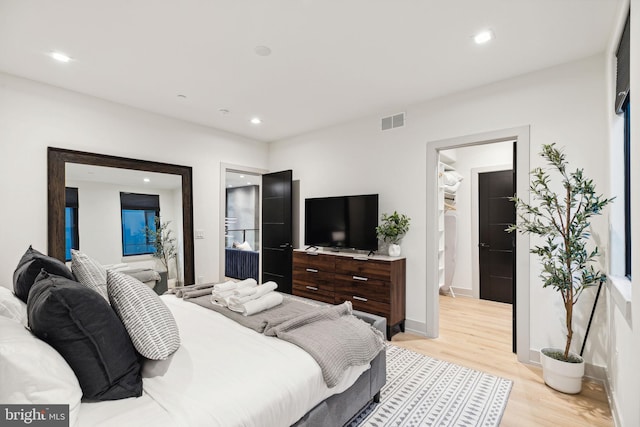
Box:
292;250;406;339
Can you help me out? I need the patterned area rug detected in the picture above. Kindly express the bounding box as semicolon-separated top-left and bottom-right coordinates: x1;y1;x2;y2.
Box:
350;345;512;427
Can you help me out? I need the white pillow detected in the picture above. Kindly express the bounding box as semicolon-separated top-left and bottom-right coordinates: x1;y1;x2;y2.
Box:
70;250;109;302
0;286;27;326
107;270;180;360
236;241;253;251
0;316;82;427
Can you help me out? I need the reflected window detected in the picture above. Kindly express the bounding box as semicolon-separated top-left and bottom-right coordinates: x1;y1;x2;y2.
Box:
65;187;79;261
120;193;160;256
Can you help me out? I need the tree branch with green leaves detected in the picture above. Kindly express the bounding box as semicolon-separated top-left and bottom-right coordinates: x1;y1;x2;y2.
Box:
506;143;613;361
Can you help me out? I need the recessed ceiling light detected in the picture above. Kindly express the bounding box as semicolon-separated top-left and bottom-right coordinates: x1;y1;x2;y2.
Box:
254;46;272;57
474;30;494;45
247;182;252;185
51;51;71;63
239;175;245;178
250;117;262;125
143;178;150;183
228;184;233;188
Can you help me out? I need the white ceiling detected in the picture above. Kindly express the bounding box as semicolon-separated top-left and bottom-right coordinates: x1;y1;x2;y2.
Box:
0;0;622;142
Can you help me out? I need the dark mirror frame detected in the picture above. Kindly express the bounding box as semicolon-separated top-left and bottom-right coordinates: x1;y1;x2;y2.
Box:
47;147;195;285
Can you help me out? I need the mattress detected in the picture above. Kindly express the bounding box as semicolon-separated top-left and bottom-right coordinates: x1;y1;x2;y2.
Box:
78;295;368;427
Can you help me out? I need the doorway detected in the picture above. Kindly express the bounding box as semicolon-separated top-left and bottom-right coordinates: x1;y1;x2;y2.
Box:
425;126;530;363
219;164;267;283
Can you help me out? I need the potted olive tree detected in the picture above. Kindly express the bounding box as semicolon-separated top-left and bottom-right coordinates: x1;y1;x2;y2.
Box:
508;144;612;394
146;217;179;287
376;211;411;256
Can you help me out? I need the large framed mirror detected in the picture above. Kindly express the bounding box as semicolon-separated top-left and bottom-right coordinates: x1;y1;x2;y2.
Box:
47;147;195;285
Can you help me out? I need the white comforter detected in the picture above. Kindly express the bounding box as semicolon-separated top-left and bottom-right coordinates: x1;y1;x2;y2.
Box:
79;295;368;427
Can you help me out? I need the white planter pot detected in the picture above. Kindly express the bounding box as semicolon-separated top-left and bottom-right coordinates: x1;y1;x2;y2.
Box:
388;244;401;257
540;347;584;394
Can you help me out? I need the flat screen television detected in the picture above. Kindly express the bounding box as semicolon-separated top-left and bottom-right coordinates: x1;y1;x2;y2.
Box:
305;194;379;252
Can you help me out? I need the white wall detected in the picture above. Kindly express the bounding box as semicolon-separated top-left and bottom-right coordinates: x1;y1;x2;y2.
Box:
441;142;513;297
0;72;269;288
268;54;611;368
605;0;640;426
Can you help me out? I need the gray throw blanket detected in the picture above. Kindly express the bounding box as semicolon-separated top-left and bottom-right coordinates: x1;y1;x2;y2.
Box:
187;294;385;387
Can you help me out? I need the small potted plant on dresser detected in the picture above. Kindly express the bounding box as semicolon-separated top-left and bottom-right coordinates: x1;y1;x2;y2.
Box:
508;144;613;394
376;211;411;257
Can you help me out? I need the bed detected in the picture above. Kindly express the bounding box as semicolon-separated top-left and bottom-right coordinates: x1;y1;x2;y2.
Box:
1;285;386;427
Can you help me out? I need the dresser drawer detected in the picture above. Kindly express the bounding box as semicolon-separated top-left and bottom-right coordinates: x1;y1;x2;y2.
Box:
293;283;335;304
335;292;390;319
293;269;335;291
335;257;391;281
334;274;389;303
293;251;335;271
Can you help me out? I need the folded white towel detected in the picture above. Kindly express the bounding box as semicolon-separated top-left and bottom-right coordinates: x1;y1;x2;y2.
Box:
229;292;284;316
211;289;235;306
213;278;257;292
227;281;278;306
233;286;258;298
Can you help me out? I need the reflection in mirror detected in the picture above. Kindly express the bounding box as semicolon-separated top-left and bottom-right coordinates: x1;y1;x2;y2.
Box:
65;164;184;288
47;147;194;287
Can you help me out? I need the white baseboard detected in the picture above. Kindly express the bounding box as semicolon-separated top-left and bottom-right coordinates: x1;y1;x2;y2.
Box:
605;369;623;427
404;319;427;336
448;287;474;297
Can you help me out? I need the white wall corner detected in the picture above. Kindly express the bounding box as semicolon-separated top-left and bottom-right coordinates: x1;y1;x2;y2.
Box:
605;367;624;427
404;319;427;336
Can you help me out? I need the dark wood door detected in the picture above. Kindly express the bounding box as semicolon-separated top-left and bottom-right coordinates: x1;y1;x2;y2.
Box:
262;170;293;294
479;170;515;304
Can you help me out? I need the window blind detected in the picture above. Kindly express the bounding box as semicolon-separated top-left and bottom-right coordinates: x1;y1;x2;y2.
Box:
120;192;160;211
615;14;630;114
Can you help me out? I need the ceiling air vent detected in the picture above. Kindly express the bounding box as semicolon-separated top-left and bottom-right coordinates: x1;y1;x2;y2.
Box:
381;112;405;131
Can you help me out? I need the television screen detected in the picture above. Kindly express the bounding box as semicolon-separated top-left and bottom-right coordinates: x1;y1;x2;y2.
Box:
305;194;378;251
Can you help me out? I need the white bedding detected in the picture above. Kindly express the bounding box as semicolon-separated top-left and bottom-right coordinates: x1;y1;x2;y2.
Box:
79;295;368;427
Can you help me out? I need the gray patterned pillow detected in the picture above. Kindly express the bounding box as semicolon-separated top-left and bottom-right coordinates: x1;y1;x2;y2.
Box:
107;270;180;360
70;250;109;302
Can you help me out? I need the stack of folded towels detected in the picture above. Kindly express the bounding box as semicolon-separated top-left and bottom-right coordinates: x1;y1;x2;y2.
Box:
211;278;283;316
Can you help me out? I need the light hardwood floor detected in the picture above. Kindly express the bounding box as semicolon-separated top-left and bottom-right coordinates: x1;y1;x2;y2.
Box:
391;295;613;427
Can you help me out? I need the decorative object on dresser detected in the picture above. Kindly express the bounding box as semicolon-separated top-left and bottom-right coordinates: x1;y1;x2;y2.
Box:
375;211;411;257
293;249;406;339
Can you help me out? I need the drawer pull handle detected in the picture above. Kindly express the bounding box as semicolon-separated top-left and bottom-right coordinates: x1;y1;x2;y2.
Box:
306;268;318;273
306;286;319;291
352;296;368;302
353;275;368;282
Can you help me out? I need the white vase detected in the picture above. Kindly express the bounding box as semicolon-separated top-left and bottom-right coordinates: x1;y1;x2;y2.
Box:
388;244;401;257
540;347;584;394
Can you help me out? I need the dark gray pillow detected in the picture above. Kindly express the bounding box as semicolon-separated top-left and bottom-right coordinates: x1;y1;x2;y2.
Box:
13;246;74;303
27;270;142;401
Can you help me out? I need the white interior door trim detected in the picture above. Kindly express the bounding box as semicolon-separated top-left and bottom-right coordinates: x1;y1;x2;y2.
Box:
426;126;531;363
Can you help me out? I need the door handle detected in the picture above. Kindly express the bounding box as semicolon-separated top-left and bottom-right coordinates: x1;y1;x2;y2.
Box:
279;243;291;249
479;242;490;248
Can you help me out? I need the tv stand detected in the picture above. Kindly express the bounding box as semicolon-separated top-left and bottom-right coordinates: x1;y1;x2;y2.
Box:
292;249;406;339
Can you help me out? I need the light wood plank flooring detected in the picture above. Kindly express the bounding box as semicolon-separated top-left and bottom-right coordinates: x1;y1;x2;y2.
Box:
391;295;613;427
